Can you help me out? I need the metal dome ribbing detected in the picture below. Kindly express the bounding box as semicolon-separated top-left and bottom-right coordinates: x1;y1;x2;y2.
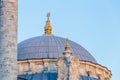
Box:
18;36;97;63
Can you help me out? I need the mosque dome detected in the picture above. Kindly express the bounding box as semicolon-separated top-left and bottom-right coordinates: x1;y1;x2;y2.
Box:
18;13;111;80
18;13;97;63
18;35;97;63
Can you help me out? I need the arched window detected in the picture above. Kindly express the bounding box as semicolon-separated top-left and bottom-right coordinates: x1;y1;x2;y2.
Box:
86;71;91;77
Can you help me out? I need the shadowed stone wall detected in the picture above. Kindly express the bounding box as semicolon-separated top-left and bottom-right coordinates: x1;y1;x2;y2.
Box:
0;0;17;80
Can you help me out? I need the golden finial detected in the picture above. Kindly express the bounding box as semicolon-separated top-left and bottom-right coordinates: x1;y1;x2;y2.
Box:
44;13;52;36
65;38;70;49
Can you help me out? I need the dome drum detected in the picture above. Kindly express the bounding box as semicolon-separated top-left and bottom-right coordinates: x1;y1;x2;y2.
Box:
18;59;111;80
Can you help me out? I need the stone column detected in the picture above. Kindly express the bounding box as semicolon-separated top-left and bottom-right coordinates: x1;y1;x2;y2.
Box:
0;0;17;80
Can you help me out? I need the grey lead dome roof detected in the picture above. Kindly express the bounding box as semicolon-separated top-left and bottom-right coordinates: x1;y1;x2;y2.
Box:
18;36;97;63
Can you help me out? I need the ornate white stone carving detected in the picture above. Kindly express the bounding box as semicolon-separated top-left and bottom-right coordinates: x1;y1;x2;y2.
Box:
57;56;80;80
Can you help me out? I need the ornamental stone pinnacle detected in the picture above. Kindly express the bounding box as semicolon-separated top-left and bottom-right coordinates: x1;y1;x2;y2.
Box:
0;0;18;80
57;38;80;80
65;38;70;50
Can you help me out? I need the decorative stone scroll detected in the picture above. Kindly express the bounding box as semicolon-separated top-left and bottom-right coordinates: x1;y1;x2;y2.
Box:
57;56;80;80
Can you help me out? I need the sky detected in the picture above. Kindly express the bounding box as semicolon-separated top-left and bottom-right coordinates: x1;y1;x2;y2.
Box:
18;0;120;80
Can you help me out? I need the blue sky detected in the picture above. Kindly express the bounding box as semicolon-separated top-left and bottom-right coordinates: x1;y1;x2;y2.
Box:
18;0;120;80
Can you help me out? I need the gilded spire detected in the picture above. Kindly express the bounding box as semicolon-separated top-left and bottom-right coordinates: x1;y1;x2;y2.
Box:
65;38;70;50
44;13;52;36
